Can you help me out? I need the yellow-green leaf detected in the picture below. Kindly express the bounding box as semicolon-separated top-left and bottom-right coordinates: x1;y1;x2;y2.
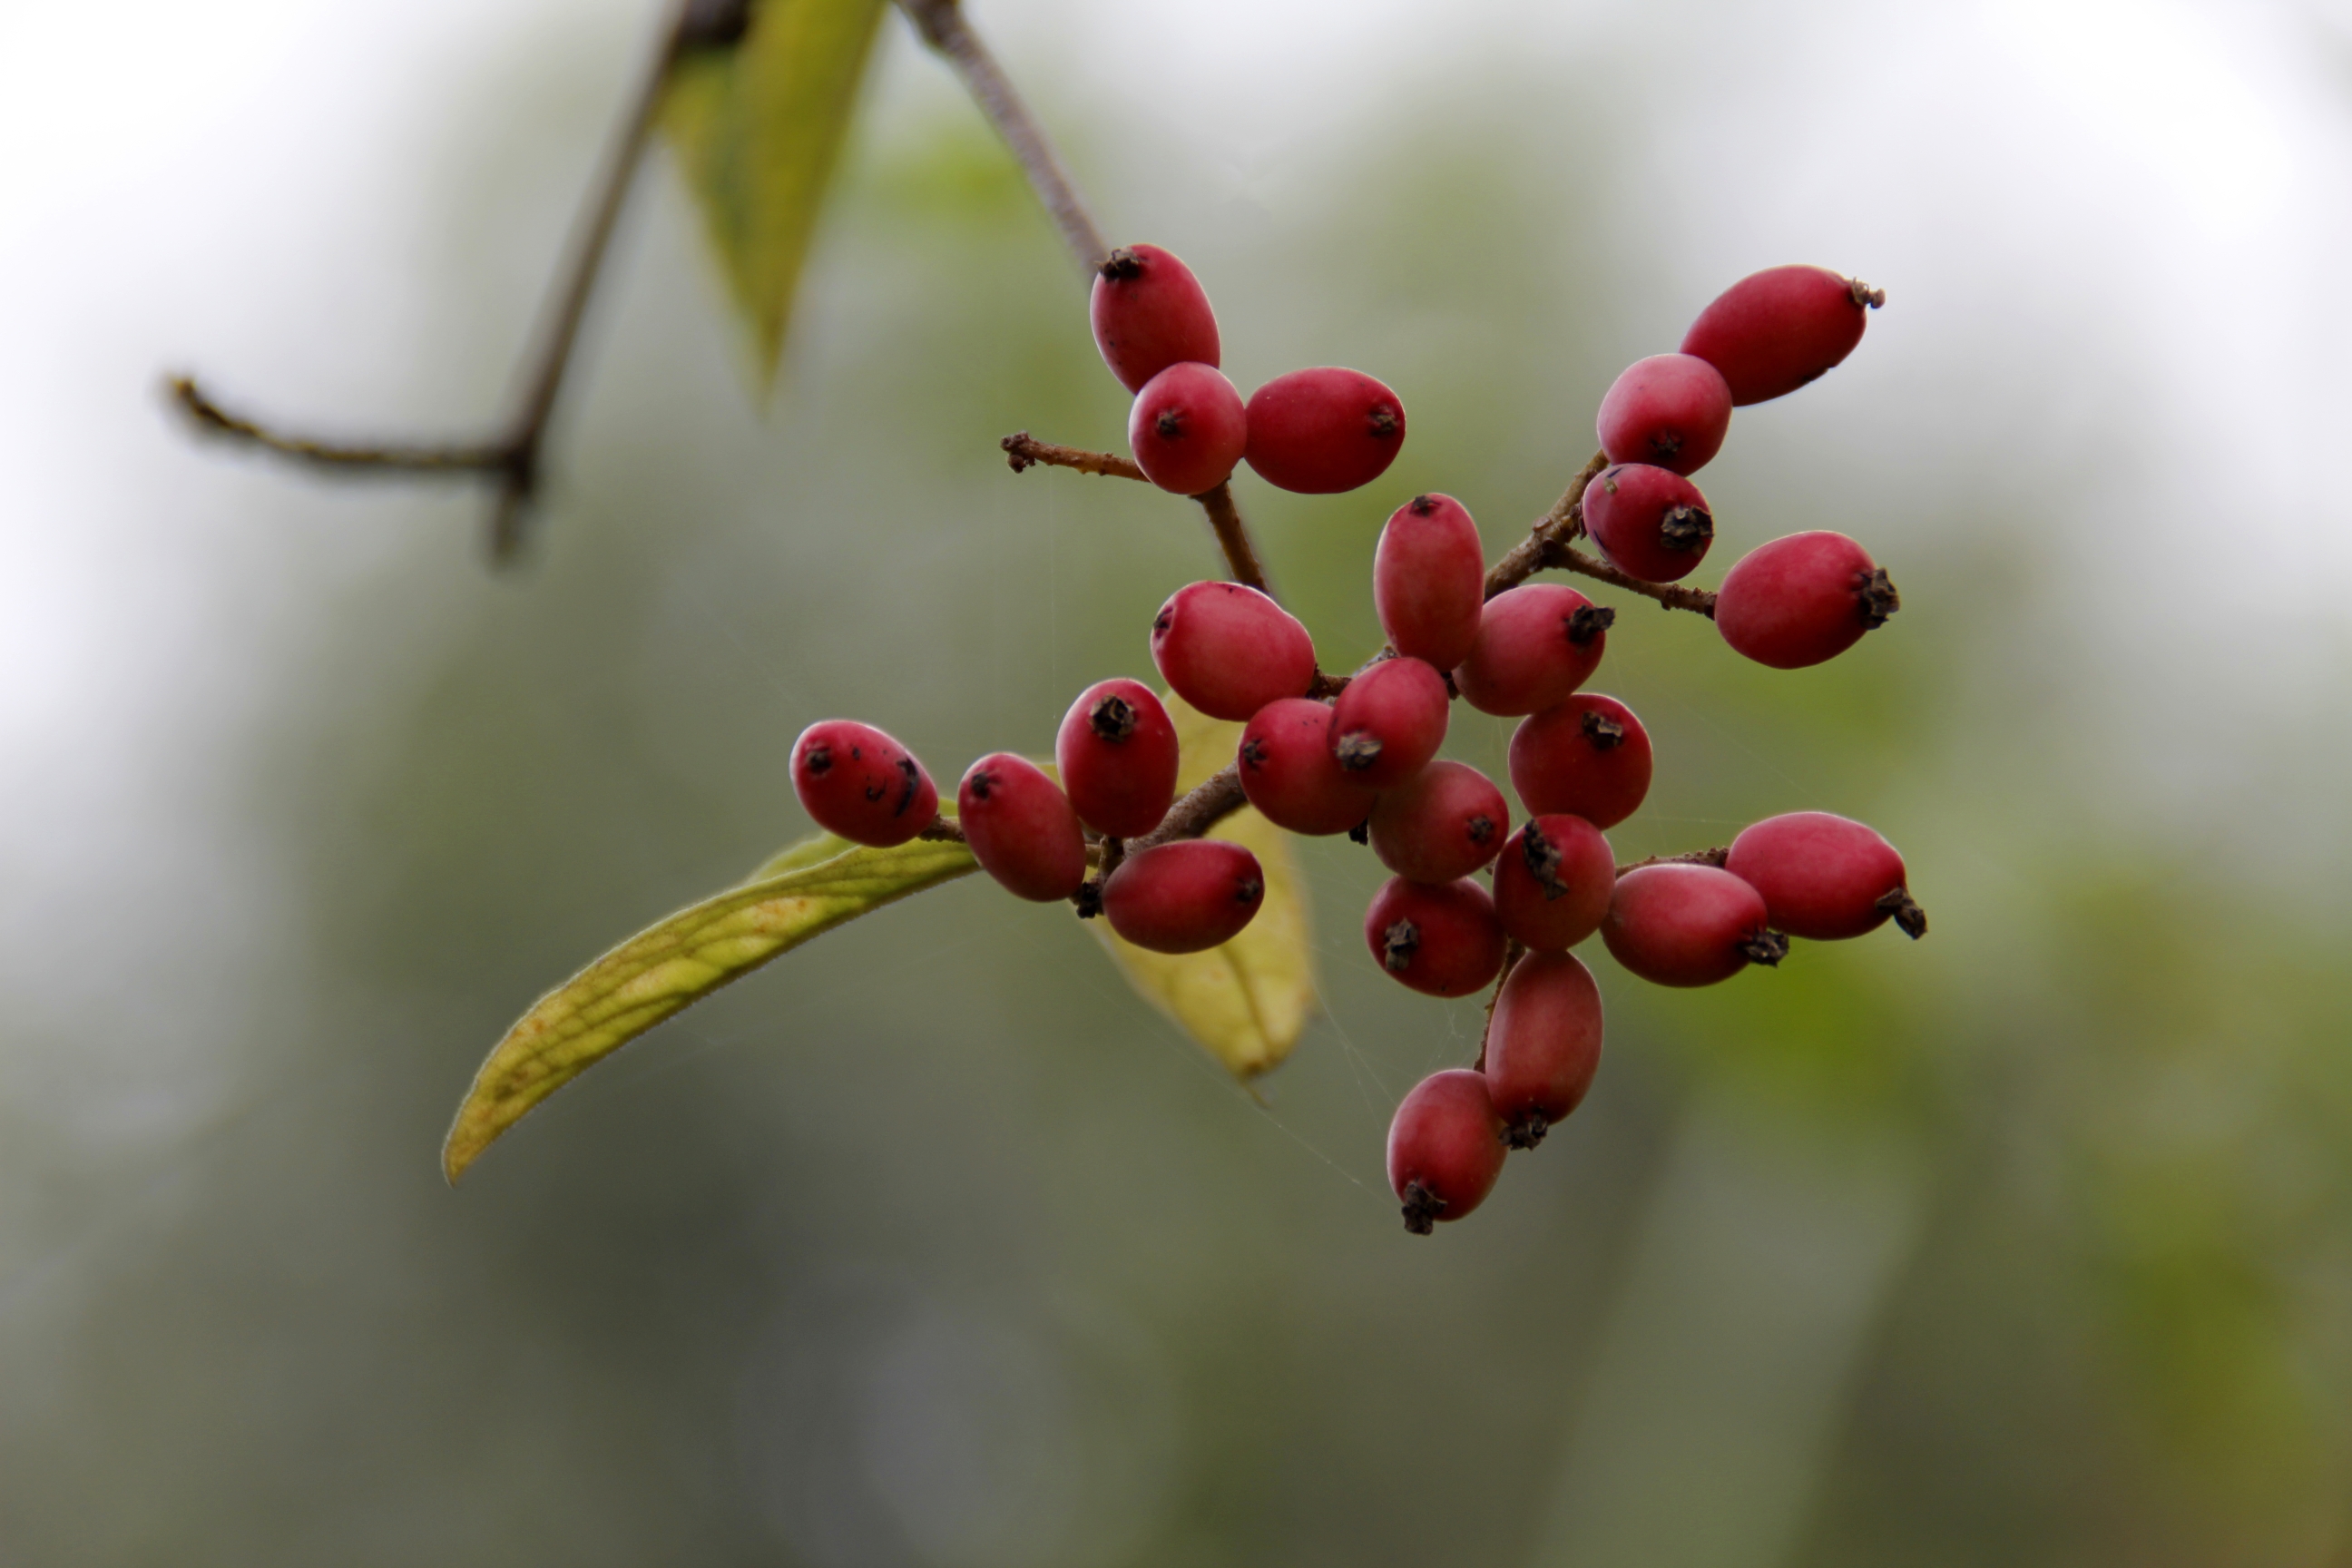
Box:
661;0;890;386
444;831;976;1181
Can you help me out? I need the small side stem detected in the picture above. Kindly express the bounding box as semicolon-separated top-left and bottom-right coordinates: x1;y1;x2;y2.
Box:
1485;451;1609;597
1001;431;1143;480
1193;482;1275;598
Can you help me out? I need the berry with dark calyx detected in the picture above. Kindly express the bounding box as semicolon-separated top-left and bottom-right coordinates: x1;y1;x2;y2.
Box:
1375;494;1486;669
1485;953;1604;1149
1594;353;1733;476
957;753;1088;902
1455;583;1612;717
1243;368;1406;494
1363;876;1507;997
1582;464;1715;584
1151;581;1317;721
1101;839;1265;954
1328;656;1449;789
1681;264;1883;406
1725;810;1925;940
1492;814;1615;951
790;720;938;847
1387;1069;1508;1234
1128;361;1249;496
1090;244;1220;394
1054;679;1181;838
1714;531;1899;670
1368;760;1511;884
1508;694;1652;829
1237;698;1377;836
1602;863;1786;987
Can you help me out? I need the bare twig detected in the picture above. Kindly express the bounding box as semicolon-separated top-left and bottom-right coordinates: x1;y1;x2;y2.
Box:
1483;449;1718;617
1000;431;1144;480
1128;766;1250;851
1193;481;1275;598
1555;548;1720;617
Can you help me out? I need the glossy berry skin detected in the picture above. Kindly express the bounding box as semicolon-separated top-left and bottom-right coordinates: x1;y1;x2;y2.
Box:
1150;581;1316;722
1594;353;1732;477
1387;1068;1507;1234
1375;494;1486;669
1725;811;1923;940
1508;695;1652;829
1681;265;1880;407
956;753;1087;902
1583;464;1714;584
1102;839;1265;954
1492;814;1615;952
1714;531;1899;670
1090;244;1220;393
1454;583;1612;717
1368;760;1510;884
1237;698;1377;836
790;720;938;847
1485;953;1604;1149
1243;368;1406;494
1128;362;1248;496
1055;679;1181;838
1363;877;1506;998
1328;657;1449;789
1602;863;1783;987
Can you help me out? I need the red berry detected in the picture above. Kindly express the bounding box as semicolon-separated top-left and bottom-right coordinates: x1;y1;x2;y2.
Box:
1485;953;1604;1149
1128;362;1248;496
1375;494;1486;669
790;720;938;847
956;753;1087;902
1454;583;1612;717
1054;679;1181;838
1602;863;1785;987
1507;695;1651;829
1363;877;1506;998
1328;657;1449;789
1387;1068;1507;1234
1090;244;1220;394
1681;264;1882;407
1594;354;1732;476
1237;698;1376;836
1150;581;1316;722
1724;810;1925;940
1101;839;1265;954
1582;464;1714;584
1492;814;1615;952
1242;368;1406;494
1714;531;1900;670
1368;760;1510;884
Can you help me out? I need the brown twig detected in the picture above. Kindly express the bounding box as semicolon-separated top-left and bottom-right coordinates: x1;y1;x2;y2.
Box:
1555;548;1720;618
1128;766;1250;852
1193;481;1275;598
1481;451;1720;619
1000;431;1144;480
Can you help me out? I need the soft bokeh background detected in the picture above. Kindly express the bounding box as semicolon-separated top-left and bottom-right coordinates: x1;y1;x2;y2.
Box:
5;0;2352;1560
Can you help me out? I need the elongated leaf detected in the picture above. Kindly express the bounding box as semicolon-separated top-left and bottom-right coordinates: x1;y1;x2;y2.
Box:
661;0;890;385
444;832;976;1181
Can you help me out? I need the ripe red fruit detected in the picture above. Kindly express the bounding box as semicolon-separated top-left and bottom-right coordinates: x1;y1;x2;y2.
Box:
1127;361;1249;496
1491;814;1615;952
790;720;939;848
1724;810;1926;940
1374;494;1486;669
1454;583;1612;717
1242;368;1406;494
1681;264;1883;406
1582;464;1714;584
1150;581;1317;722
1485;953;1604;1149
1387;1068;1507;1234
1602;863;1786;987
1089;244;1220;394
1594;353;1733;476
1368;760;1510;884
1054;679;1181;838
1101;839;1265;954
956;753;1087;902
1328;657;1449;789
1714;531;1900;670
1508;695;1652;829
1363;877;1506;998
1237;698;1376;836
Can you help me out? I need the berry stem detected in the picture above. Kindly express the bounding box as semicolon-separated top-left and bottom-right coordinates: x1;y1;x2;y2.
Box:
1192;481;1277;598
1001;431;1146;480
1484;450;1720;619
1474;942;1526;1073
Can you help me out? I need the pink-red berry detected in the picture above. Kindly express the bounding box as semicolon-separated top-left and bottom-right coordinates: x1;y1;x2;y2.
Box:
1055;679;1181;838
1090;244;1220;394
1237;698;1376;836
1582;464;1714;584
1363;876;1506;998
1602;863;1785;987
1150;581;1316;722
1328;657;1449;789
1594;353;1733;477
1387;1068;1507;1234
790;720;938;848
1681;264;1882;407
1375;494;1486;669
1368;760;1510;884
1491;814;1615;952
956;753;1087;902
1128;362;1248;495
1485;953;1604;1149
1507;694;1651;829
1454;584;1612;718
1243;368;1406;494
1725;810;1925;940
1102;839;1264;954
1714;531;1900;670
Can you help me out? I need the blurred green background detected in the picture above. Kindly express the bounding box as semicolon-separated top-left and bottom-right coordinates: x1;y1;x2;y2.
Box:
5;0;2352;1561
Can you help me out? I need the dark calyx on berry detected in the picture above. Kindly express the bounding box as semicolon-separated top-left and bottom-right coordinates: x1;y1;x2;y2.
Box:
803;742;835;773
1336;732;1384;772
1661;505;1712;553
1522;819;1569;900
1857;567;1901;628
1740;929;1792;966
1400;1178;1446;1235
1101;248;1144;279
1504;1111;1550;1152
1877;887;1929;938
1567;604;1616;646
1380;917;1421;974
1090;694;1140;741
1582;710;1624;748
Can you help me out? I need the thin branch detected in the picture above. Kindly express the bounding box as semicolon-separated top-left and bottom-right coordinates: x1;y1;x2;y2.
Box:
1128;766;1249;852
167;378;513;473
1555;548;1719;618
1001;431;1143;480
1193;481;1275;598
1484;448;1717;617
